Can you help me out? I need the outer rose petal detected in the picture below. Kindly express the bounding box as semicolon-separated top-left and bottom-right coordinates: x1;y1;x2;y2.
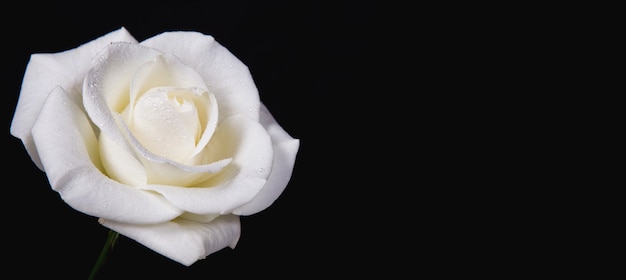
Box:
99;214;241;266
10;27;137;169
32;87;183;224
233;104;300;215
140;31;261;121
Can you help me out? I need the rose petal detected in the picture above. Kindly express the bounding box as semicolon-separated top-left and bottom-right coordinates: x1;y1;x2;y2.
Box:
99;131;148;186
128;53;210;109
83;42;164;152
11;27;137;169
138;114;274;214
233;104;300;215
32;87;183;224
99;214;241;266
140;31;261;121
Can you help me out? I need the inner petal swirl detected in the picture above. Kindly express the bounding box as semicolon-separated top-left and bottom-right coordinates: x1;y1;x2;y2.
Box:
85;43;226;187
128;87;203;163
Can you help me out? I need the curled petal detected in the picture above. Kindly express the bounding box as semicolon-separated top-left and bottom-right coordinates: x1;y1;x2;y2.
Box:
11;27;137;169
99;214;241;266
234;104;300;215
32;87;182;224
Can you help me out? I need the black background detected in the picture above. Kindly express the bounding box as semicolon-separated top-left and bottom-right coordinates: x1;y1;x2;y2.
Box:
2;1;409;278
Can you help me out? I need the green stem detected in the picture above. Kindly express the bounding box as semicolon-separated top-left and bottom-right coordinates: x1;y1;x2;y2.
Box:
88;230;119;280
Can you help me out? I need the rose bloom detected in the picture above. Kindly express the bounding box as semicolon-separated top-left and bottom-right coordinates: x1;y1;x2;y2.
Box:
10;27;299;266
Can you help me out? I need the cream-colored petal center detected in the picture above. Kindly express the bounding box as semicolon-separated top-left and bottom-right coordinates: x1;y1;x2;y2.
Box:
130;88;203;163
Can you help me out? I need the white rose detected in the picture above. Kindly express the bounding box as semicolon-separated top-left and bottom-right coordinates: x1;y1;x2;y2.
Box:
10;27;299;266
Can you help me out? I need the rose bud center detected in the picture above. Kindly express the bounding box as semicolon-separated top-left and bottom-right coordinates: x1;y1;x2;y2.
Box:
130;87;206;163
